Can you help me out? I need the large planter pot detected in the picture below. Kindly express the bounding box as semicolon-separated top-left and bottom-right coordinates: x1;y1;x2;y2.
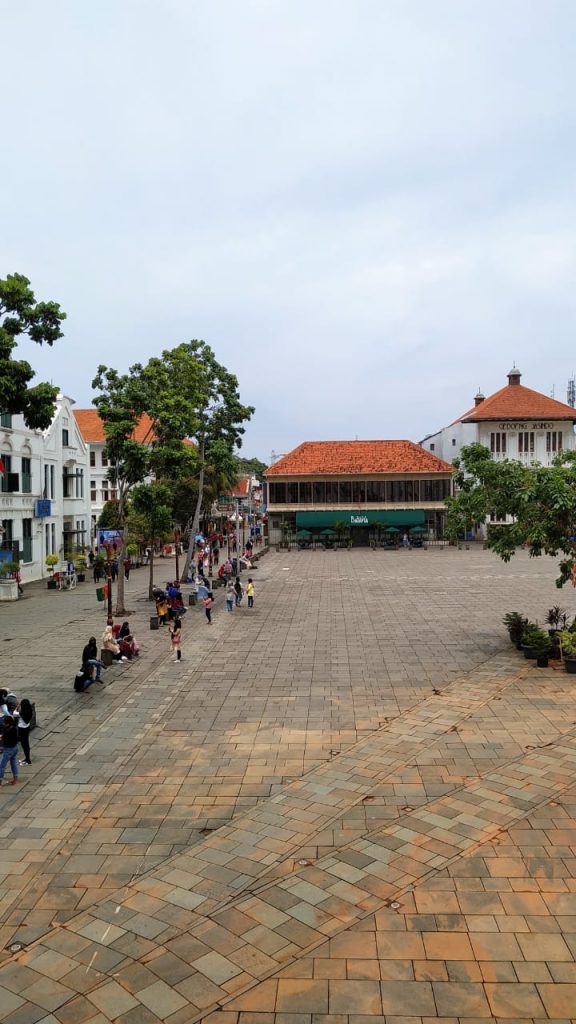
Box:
536;655;549;668
564;657;576;674
77;573;86;583
522;646;537;659
0;580;18;601
47;578;57;590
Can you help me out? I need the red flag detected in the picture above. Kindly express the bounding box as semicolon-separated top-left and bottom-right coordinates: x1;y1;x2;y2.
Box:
0;458;5;475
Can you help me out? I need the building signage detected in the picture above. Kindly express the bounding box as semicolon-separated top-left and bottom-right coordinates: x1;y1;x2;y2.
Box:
497;422;554;431
35;499;52;517
350;514;369;524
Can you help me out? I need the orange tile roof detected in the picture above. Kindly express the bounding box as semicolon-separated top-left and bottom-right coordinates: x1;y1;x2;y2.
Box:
265;441;453;476
458;384;576;423
232;477;250;498
74;409;156;444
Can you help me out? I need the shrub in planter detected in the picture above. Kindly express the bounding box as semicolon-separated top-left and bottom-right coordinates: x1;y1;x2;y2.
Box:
557;631;576;673
521;624;542;659
528;628;552;668
0;560;20;580
545;606;568;637
45;553;59;588
503;611;529;647
75;554;87;582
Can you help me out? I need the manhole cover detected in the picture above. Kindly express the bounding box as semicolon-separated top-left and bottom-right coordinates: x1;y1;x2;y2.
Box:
6;942;23;953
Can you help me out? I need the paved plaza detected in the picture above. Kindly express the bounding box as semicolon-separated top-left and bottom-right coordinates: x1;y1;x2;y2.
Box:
1;545;576;1022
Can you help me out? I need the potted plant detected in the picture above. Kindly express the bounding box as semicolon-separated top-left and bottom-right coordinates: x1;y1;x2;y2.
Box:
45;553;59;588
521;623;541;659
545;606;568;637
0;561;20;601
127;542;139;568
503;611;529;648
75;553;87;582
529;628;553;668
557;631;576;673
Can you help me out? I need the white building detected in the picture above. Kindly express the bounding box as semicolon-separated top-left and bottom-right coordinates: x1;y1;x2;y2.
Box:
421;367;576;467
73;410;155;540
1;395;91;581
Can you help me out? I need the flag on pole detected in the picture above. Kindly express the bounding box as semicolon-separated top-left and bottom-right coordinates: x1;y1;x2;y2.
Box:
0;458;5;475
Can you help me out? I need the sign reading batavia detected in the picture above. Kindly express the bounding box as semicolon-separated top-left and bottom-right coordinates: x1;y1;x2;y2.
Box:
350;514;369;524
497;422;555;430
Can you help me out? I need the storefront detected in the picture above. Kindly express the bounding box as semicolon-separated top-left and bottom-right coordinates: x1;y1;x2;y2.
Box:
265;440;453;546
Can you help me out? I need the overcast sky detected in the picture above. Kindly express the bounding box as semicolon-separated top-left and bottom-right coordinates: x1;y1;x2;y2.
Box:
3;1;576;461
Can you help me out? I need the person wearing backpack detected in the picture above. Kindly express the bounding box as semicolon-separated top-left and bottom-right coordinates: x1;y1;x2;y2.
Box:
0;715;20;785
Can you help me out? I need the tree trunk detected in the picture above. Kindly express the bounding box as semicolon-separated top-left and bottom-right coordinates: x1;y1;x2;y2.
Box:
181;439;205;582
148;546;155;600
114;492;127;616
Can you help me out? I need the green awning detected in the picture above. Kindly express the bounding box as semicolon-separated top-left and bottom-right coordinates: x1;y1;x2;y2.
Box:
295;510;426;528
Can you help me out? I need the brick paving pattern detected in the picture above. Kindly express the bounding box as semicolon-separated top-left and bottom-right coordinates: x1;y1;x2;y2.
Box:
1;546;576;1021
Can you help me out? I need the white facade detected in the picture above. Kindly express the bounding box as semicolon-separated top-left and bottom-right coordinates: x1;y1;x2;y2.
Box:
0;396;92;581
87;439;118;538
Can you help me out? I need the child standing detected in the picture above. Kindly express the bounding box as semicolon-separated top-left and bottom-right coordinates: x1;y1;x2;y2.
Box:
246;578;255;609
170;616;182;661
203;592;214;625
225;579;235;612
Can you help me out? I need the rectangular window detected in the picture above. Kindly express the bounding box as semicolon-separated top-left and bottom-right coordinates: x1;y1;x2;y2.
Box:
352;480;365;503
452;438;456;446
286;481;298;503
312;481;325;503
518;431;534;454
339;480;352;502
269;481;286;503
62;428;69;446
429;443;435;451
0;413;12;428
50;465;55;499
101;452;108;467
1;519;13;542
90;451;95;467
299;481;312;503
62;469;72;498
0;454;11;492
51;522;56;555
325;481;339;503
546;431;563;453
110;488;117;500
102;488;109;503
21;457;32;493
45;522;50;555
75;468;84;498
490;432;507;454
90;480;97;502
404;480;414;502
22;519;32;563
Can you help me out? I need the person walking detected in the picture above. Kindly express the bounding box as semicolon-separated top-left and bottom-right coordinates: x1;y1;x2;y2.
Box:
82;637;104;681
0;715;20;785
234;576;244;607
170;616;182;660
402;532;410;549
203;592;214;625
246;578;255;608
16;699;33;765
225;579;235;612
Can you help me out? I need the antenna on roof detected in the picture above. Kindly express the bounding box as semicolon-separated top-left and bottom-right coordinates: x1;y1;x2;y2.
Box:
551;384;555;398
568;377;576;408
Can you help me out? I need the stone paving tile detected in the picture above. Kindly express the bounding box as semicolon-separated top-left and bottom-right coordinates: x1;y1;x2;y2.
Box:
4;548;576;1021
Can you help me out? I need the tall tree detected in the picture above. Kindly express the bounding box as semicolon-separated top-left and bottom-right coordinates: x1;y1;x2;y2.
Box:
0;272;66;428
447;443;576;587
131;483;173;599
91;367;150;615
140;342;253;582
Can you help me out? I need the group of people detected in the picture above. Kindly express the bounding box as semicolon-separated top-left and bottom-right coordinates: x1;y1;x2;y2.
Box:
225;576;255;612
0;689;34;785
154;582;187;625
74;623;140;692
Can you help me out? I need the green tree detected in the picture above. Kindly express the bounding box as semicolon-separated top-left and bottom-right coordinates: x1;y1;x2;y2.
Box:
235;456;267;480
447;443;576;587
92;367;151;615
0;272;66;428
140;342;254;582
98;499;123;530
131;483;173;599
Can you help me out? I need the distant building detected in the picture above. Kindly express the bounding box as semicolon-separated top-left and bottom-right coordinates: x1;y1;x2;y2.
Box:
1;396;91;581
265;440;453;545
420;367;576;465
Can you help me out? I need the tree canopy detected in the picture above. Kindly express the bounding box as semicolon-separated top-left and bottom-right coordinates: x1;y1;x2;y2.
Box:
447;442;576;587
0;272;66;429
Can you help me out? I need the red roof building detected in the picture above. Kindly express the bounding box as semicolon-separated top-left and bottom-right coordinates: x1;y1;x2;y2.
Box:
265;440;453;543
421;367;576;467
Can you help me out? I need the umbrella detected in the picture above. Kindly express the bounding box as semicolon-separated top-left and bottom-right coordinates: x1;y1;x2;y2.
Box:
296;529;312;538
197;584;210;598
320;529;337;536
410;526;426;533
384;526;399;533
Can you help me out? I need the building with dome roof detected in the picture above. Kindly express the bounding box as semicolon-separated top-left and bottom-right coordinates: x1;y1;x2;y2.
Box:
420;367;576;467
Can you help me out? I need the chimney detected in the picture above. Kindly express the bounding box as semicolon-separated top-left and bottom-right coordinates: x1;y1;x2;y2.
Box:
507;365;521;386
474;389;485;406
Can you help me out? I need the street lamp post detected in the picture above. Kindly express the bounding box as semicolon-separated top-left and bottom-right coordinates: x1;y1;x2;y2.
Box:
174;527;181;585
235;499;241;579
103;541;114;626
